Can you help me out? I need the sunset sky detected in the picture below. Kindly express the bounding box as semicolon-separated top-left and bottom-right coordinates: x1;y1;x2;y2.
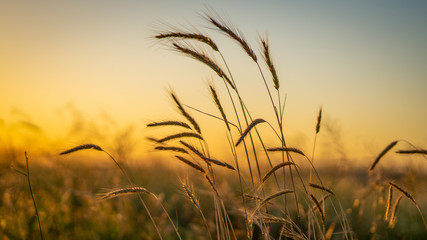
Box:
1;0;427;163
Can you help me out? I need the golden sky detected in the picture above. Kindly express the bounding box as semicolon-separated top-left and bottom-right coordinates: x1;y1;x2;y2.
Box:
1;0;427;163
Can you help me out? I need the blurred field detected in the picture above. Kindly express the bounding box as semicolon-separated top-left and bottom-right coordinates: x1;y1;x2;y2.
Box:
1;148;426;239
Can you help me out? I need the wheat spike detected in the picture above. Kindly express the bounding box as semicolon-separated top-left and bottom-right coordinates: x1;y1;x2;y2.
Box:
158;132;204;143
310;194;325;223
315;107;322;134
205;158;235;170
259;190;293;208
204;12;257;62
236;119;266;146
267;147;305;156
396;149;427;154
147;121;192;129
389;182;416;204
172;43;234;90
262;162;294;182
243;194;263;202
182;182;200;209
156;31;218;51
209;84;230;131
369;140;398;171
100;187;149;200
389;195;403;228
179;140;233;170
385;185;393;221
309;183;335;196
174;155;205;173
260;34;279;90
60;144;103;155
170;91;202;134
154;146;188;154
179;141;210;165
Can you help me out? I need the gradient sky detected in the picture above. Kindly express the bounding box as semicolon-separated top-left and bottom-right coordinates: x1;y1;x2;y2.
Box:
1;0;427;163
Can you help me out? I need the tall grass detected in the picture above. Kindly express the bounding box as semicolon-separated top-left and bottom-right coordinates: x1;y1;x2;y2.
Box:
3;9;426;240
149;10;354;239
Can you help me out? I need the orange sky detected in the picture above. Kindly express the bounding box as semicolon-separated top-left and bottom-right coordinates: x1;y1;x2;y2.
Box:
1;1;427;164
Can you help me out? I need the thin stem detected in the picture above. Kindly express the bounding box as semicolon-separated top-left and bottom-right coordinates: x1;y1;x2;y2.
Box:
25;152;44;240
103;151;171;240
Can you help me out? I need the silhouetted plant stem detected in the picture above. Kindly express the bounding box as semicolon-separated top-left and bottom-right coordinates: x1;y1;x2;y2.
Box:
25;152;44;240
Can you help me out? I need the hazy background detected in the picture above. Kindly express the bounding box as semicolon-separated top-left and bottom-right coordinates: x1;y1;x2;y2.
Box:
1;0;426;164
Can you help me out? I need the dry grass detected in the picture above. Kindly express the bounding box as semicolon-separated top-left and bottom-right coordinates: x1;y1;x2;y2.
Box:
4;9;427;240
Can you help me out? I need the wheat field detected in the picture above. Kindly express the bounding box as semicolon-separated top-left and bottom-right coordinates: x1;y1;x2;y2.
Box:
1;10;427;240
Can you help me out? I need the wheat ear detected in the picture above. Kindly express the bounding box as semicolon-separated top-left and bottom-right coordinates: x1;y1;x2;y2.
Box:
385;185;393;221
259;34;279;90
204;12;257;62
170;91;202;134
174;155;205;174
388;195;403;228
396;149;427;154
235;119;266;146
266;147;306;156
172;43;234;90
310;194;325;224
309;183;335;196
60;144;103;155
158;132;204;143
100;187;150;200
147;120;192;129
388;182;416;204
369;140;398;171
156;32;218;51
154;146;188;154
262;162;294;182
258;190;294;209
209;84;230;131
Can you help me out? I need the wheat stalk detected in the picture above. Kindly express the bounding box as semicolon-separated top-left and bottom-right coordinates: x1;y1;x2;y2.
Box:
25;152;44;240
369;140;398;171
204;174;219;196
